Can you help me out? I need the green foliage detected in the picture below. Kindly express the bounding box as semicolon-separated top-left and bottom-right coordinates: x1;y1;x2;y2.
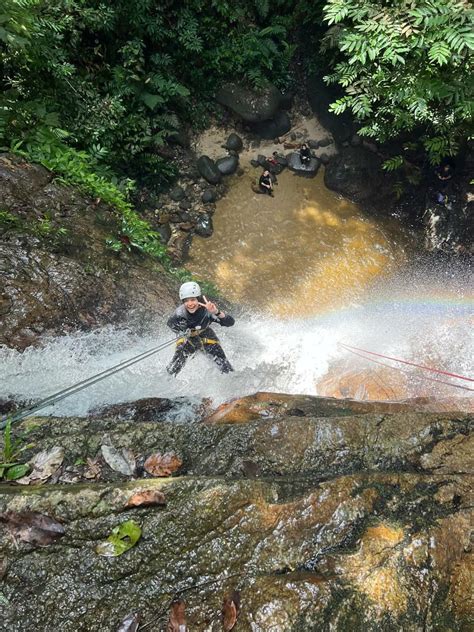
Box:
0;418;33;481
96;519;142;557
321;0;474;163
1;0;295;179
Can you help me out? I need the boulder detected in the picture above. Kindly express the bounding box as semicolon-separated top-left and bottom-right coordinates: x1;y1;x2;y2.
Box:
250;110;291;140
195;213;213;237
197;155;221;184
201;188;217;204
216;82;283;123
324;146;395;210
287;152;321;177
224;133;243;151
168;186;185;201
215;154;239;176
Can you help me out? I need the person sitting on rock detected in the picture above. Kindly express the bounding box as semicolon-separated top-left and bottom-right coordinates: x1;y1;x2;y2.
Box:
299;143;312;166
166;282;234;376
259;170;274;196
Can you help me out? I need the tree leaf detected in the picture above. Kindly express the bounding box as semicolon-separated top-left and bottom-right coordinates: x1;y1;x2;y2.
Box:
5;463;30;480
96;520;142;557
0;511;65;546
101;445;136;476
167;599;187;632
222;590;240;631
15;446;64;485
144;453;182;477
125;489;166;508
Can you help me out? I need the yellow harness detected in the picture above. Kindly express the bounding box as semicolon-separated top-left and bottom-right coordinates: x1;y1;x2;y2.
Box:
176;337;218;346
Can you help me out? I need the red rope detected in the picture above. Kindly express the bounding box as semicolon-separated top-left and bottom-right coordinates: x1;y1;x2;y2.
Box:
340;344;474;392
339;343;473;383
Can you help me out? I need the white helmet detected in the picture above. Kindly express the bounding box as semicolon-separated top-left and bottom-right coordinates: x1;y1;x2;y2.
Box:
179;281;201;301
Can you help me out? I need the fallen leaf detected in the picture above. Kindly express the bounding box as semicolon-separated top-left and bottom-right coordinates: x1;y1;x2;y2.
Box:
222;590;240;631
101;445;136;476
0;511;65;546
167;599;187;632
83;457;101;479
96;519;141;557
144;452;182;477
117;612;140;632
16;446;64;485
125;489;166;508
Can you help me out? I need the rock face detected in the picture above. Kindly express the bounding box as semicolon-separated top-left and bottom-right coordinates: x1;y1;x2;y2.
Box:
306;74;354;144
324;146;395;211
1;392;472;631
0;154;177;350
251;110;291;140
216;82;283;123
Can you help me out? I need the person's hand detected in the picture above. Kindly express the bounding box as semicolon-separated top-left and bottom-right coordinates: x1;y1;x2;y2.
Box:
198;295;219;315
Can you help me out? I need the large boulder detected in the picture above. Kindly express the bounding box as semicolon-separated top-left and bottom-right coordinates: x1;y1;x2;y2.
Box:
306;74;354;144
216;82;283;123
287;152;320;177
251;110;291;140
215;154;239;176
324;146;395;211
196;155;221;184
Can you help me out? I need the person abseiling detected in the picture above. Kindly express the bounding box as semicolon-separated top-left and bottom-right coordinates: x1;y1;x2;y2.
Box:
299;143;311;166
166;281;235;376
258;169;274;196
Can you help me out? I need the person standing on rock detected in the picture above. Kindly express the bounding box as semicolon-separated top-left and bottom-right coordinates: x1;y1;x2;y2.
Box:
258;170;274;196
166;282;235;376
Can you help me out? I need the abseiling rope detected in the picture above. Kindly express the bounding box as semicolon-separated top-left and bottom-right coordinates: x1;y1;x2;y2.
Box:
0;336;179;428
339;342;474;392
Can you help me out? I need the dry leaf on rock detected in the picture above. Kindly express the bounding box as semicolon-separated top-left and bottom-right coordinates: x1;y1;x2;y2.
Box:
125;489;166;508
16;446;64;485
144;452;182;477
222;590;240;631
167;599;187;632
116;612;140;632
0;511;65;546
83;457;102;480
101;445;136;476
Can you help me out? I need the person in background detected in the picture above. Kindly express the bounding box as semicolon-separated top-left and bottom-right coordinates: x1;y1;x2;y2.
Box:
299;142;312;166
166;281;235;375
258;169;274;196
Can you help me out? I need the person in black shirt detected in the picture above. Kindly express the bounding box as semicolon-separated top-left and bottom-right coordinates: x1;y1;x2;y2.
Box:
258;170;274;196
299;143;311;166
167;281;235;375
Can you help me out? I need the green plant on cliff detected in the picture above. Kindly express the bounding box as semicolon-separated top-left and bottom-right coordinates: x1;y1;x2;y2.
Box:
321;0;474;163
0;419;33;481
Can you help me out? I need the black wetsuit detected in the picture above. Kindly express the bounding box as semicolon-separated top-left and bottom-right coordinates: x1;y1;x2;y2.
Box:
300;146;311;165
259;173;273;195
166;305;235;375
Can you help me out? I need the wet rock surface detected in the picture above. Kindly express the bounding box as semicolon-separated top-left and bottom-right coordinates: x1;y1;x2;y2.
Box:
0;155;176;349
0;392;472;631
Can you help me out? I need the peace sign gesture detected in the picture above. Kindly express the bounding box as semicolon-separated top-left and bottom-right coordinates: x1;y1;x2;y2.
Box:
198;295;219;315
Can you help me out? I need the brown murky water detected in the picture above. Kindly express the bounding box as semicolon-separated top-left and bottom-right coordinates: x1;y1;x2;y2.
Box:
187;167;414;318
